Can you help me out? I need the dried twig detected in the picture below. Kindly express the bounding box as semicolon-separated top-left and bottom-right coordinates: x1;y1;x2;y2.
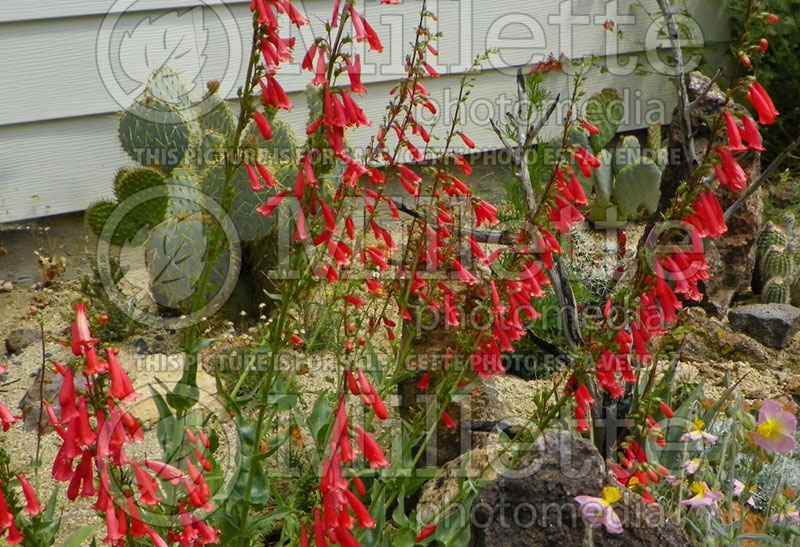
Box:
656;0;698;171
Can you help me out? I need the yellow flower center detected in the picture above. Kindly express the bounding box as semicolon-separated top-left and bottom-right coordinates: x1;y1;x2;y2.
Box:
602;487;622;505
757;418;782;440
628;476;641;487
690;481;706;496
692;419;705;431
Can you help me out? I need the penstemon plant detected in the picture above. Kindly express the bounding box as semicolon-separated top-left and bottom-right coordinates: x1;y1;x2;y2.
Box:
0;0;796;546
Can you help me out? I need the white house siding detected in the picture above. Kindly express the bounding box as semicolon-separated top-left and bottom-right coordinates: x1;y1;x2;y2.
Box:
0;0;730;223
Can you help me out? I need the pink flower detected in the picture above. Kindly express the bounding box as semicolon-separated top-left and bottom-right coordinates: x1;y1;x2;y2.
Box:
771;505;800;524
682;458;700;475
680;481;724;515
753;399;797;454
733;479;757;508
575;487;624;534
679;419;718;444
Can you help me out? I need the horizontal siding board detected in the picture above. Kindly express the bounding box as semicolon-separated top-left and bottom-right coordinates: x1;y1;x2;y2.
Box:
1;0;729;126
2;67;682;223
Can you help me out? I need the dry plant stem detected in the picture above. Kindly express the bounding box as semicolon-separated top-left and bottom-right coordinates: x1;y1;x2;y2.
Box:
723;134;800;222
656;0;698;172
34;319;45;481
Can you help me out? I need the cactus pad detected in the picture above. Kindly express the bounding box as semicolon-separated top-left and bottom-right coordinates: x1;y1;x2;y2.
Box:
118;98;192;174
612;158;662;219
145;213;208;309
584;89;624;151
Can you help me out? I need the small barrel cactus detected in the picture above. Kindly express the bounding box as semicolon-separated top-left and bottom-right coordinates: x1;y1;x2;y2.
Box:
762;277;791;304
760;245;793;284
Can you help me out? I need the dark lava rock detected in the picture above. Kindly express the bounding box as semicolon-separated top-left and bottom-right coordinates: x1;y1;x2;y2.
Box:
471;430;690;547
728;304;800;350
5;326;39;354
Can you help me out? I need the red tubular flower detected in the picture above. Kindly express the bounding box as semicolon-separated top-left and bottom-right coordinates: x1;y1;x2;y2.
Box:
131;462;163;506
683;191;727;238
473;199;499;227
416;524;437;542
352;475;366;497
345;54;366;93
0;401;21;433
314;508;329;547
67;450;96;500
16;473;42;515
56;363;78;423
441;411;457;429
746;82;778;125
107;348;139;402
355;426;390;468
740;115;765;151
453;258;478;286
0;487;12;528
71;302;98;356
460;133;475;149
75;395;97;447
256;190;288;217
574;148;599;177
716;147;748;191
760;38;769;53
253;110;273;140
144;459;185;485
582;121;600;135
104;504;124;543
416;372;433;391
723;112;747;152
344;488;376;528
83;345;107;375
5;521;22;545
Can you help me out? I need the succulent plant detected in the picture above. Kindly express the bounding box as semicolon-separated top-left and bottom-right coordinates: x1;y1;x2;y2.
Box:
572;90;667;223
760;245;793;282
762;277;791;304
85;67;300;315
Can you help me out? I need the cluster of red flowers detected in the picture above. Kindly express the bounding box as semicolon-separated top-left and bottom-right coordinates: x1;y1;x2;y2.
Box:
305;372;390;546
0;304;219;546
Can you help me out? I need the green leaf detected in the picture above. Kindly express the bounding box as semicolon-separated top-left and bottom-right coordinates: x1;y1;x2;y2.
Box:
59;524;101;547
308;393;333;447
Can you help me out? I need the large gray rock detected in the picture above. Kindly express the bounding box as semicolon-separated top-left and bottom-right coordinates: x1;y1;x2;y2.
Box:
471;430;690;547
5;326;39;354
728;304;800;349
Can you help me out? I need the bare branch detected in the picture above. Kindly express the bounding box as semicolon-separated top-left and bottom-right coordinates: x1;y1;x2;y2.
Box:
656;0;698;171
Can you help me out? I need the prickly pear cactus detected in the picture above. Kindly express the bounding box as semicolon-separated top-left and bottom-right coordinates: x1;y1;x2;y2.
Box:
584;89;624;151
762;277;791;305
613;158;662;219
577;94;666;223
87;64;302;318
